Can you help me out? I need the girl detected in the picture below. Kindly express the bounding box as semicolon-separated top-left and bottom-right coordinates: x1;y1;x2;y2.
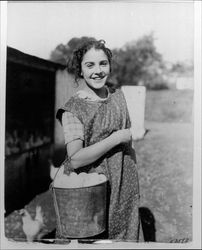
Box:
56;39;140;241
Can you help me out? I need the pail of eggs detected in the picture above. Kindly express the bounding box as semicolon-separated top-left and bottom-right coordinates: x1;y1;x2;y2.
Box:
51;164;108;239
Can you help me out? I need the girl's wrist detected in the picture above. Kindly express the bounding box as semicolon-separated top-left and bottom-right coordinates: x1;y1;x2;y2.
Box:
110;132;121;146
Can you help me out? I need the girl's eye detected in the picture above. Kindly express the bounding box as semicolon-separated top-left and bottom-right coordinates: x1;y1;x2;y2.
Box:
86;64;93;68
100;61;109;66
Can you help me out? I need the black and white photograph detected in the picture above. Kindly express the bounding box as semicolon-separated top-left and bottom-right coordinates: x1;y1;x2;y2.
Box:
0;0;201;249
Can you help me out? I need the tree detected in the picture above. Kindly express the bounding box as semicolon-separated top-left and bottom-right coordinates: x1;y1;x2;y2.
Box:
171;61;194;75
111;33;164;87
50;36;96;65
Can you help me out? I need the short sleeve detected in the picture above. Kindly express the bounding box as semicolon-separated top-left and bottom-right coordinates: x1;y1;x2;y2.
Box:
61;112;84;144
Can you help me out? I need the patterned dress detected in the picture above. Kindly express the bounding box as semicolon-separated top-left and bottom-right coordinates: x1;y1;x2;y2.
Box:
56;87;140;241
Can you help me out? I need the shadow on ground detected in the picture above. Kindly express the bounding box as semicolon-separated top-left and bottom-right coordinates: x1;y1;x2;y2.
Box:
139;207;156;242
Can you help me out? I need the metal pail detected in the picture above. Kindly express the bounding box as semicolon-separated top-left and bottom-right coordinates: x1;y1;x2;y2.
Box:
51;180;108;238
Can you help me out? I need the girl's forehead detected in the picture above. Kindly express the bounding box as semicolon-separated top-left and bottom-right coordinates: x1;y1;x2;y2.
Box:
82;48;108;62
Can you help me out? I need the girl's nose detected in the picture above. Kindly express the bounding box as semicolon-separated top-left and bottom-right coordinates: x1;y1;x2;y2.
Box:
94;65;102;74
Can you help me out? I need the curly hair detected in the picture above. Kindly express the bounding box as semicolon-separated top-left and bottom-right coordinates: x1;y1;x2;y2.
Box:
67;39;113;84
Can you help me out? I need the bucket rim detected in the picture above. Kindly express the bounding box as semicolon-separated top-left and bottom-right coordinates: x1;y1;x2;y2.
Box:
51;179;108;190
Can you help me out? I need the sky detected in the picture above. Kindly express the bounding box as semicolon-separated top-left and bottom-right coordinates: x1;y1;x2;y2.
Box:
6;1;194;63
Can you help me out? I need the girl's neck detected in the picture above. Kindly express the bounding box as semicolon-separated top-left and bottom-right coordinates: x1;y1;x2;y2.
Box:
82;82;108;99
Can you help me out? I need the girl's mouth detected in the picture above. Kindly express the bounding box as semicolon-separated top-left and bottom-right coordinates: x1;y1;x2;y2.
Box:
91;72;106;80
92;77;104;80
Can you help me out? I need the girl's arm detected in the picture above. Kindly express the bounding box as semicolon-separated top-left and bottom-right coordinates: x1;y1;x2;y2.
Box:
67;129;131;169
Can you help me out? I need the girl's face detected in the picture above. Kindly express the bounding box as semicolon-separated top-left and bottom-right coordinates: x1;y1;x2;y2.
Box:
81;48;110;90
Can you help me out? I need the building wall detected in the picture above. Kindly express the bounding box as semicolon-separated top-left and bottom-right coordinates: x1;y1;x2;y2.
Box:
5;59;57;215
54;70;77;144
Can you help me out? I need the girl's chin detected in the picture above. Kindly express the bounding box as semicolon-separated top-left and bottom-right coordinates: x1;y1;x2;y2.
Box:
87;80;107;89
92;83;106;89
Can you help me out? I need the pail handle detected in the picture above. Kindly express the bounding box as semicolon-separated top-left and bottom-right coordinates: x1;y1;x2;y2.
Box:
50;152;77;238
50;152;77;190
51;182;64;237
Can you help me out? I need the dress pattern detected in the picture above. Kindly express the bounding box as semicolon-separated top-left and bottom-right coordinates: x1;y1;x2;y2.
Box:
56;87;140;241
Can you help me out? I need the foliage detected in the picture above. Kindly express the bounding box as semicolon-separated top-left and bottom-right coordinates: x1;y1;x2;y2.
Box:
111;34;168;89
143;77;169;90
50;36;96;65
170;61;194;75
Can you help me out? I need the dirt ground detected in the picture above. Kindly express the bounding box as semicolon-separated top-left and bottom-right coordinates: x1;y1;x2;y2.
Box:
4;120;194;244
136;121;193;243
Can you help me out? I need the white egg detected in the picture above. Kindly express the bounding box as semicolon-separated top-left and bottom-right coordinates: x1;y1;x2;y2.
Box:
98;174;107;183
77;172;87;187
82;177;91;187
54;171;107;188
55;180;64;188
84;180;90;186
68;175;80;188
79;172;88;178
54;176;63;187
70;172;77;178
86;176;99;187
56;175;68;188
76;175;84;187
88;172;99;178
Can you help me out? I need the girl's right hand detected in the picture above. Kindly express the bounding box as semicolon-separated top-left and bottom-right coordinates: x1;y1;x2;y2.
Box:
112;129;132;144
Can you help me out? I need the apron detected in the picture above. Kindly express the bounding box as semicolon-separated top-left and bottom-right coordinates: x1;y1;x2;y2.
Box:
56;88;140;241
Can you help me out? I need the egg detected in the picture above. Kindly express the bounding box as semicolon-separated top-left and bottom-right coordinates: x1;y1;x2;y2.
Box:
53;171;107;188
77;172;86;187
82;173;98;187
69;172;77;178
78;172;88;178
73;175;83;188
98;174;107;183
88;172;99;178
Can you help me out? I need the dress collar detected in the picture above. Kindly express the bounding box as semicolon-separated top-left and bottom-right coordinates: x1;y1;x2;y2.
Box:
76;87;110;102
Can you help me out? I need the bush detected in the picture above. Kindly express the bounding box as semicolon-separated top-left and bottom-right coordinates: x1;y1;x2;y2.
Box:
143;76;169;90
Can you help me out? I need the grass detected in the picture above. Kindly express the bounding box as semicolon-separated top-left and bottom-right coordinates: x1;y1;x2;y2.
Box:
145;89;194;123
135;88;194;242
